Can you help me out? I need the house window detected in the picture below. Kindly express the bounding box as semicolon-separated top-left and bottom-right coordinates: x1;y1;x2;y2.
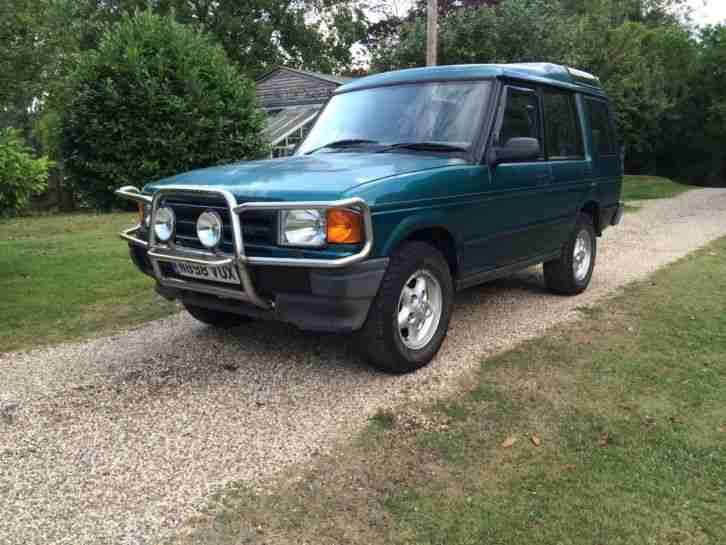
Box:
263;105;321;158
271;121;314;158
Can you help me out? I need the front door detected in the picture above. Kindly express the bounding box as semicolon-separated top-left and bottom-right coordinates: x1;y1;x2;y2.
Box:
485;84;554;267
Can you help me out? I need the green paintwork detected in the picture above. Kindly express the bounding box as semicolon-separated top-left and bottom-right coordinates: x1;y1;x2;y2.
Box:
338;63;605;96
142;63;623;280
144;153;464;202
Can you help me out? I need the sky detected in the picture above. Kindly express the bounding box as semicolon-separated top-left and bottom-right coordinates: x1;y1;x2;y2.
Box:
689;0;726;26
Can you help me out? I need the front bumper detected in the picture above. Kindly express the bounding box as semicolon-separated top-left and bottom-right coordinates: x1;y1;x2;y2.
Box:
118;185;382;332
151;256;388;332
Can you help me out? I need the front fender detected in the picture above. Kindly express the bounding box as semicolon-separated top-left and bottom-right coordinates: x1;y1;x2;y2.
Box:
377;209;458;257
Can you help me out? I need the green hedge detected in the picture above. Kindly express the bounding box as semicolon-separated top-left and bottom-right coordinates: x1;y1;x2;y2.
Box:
61;10;268;210
0;128;52;216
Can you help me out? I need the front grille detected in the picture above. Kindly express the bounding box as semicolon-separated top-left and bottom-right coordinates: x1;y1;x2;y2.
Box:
161;194;276;252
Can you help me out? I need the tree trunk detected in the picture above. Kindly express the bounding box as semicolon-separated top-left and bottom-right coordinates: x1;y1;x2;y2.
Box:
56;165;76;212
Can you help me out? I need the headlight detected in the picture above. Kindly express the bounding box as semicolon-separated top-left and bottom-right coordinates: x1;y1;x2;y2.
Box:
153;206;175;242
197;210;223;249
279;209;326;247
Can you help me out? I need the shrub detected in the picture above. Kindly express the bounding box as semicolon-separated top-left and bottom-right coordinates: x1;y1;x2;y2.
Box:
61;10;268;210
0;128;52;216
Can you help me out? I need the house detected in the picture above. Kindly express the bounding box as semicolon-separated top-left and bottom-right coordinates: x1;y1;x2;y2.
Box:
255;67;351;157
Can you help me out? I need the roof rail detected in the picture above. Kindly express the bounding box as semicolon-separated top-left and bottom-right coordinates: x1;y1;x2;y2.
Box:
566;67;601;87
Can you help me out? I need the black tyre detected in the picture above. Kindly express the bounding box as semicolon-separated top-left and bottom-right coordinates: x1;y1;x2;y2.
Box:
183;303;253;328
357;241;454;374
544;212;597;295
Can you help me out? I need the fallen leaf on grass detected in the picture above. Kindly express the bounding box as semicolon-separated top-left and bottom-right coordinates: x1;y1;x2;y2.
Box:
531;433;541;447
718;424;726;433
501;436;517;448
669;416;685;425
599;432;610;447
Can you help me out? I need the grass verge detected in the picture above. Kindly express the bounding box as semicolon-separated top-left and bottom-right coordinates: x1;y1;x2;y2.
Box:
176;236;726;545
0;213;177;353
622;175;693;201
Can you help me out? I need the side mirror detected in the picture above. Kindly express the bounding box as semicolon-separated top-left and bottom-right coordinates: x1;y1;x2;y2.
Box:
487;137;541;167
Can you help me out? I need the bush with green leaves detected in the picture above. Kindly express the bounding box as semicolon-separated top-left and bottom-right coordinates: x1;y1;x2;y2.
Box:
61;10;268;210
0;128;52;215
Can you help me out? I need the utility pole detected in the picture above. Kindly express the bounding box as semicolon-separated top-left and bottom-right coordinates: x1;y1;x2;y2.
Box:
426;0;438;66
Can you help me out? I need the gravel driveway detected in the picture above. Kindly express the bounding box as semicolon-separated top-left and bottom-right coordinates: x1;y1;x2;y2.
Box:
2;188;726;545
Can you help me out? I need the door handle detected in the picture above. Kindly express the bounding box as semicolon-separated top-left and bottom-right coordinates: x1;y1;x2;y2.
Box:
536;173;553;184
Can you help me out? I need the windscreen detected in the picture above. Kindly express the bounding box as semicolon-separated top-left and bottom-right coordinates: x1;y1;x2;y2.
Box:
297;81;492;154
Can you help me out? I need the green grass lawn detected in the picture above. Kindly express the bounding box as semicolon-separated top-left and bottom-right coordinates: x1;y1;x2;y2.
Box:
0;213;177;353
179;236;726;545
622;175;693;201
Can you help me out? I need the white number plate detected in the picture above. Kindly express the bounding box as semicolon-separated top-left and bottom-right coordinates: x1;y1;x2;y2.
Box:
173;262;240;285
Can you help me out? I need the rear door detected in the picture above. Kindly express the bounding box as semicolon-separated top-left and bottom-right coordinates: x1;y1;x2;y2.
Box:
541;86;590;246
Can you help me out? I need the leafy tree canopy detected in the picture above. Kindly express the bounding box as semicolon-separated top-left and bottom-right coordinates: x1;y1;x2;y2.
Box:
1;0;368;132
61;9;268;210
0;128;52;215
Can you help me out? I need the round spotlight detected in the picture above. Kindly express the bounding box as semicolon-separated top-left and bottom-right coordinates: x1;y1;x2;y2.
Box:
153;206;175;242
196;210;223;249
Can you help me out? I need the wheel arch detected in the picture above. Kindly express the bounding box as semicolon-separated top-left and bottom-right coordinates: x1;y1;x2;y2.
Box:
581;200;602;235
382;215;459;279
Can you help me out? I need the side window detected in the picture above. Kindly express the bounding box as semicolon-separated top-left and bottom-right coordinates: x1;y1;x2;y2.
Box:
496;87;543;158
543;88;584;160
586;99;616;156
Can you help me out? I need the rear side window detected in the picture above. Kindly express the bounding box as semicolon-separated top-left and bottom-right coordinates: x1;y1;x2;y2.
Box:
586;99;616;156
497;87;542;158
543;89;584;160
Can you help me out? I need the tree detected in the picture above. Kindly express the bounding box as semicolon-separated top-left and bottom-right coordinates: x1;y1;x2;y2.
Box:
61;10;268;210
171;0;368;78
0;128;52;215
44;0;368;79
364;0;496;56
559;0;691;25
371;0;572;71
588;22;671;163
0;0;66;132
670;24;726;184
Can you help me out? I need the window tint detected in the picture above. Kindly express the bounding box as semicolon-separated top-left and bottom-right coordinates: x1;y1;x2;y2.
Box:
587;99;616;156
498;88;542;156
543;89;584;159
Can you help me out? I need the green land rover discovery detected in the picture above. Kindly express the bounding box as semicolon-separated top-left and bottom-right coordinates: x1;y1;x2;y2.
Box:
117;63;624;374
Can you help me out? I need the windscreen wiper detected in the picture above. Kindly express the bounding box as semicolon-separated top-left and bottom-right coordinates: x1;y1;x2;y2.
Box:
378;141;470;153
305;139;380;155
